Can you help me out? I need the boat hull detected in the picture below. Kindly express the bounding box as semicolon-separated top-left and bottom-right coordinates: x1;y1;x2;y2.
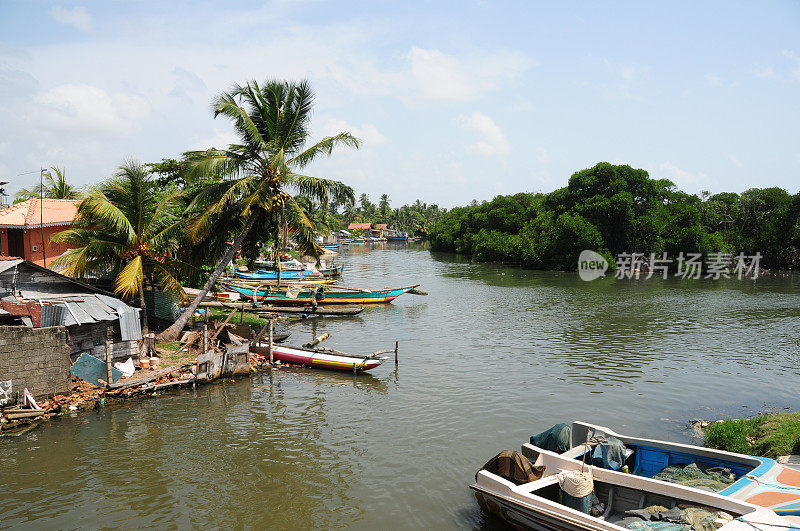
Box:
235;270;320;281
224;284;418;305
568;421;800;515
473;448;800;531
252;345;385;372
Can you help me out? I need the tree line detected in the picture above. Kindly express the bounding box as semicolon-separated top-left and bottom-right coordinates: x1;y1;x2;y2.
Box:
429;162;800;271
34;79;358;341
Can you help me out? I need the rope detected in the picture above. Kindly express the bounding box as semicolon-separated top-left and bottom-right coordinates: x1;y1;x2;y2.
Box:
743;474;800;491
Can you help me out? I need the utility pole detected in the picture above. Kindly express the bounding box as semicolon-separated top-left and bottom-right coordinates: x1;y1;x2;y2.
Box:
40;168;47;267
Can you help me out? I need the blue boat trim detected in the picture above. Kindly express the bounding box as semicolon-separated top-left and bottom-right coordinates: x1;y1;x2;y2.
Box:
718;456;776;496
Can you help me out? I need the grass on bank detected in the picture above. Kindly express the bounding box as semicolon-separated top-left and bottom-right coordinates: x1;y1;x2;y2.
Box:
705;413;800;458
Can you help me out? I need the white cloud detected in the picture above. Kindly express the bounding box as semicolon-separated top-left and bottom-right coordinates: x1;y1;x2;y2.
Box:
317;118;387;147
50;6;93;32
37;84;148;133
408;46;531;102
189;129;239;151
754;65;775;79
658;162;711;191
781;50;800;82
458;112;509;156
601;59;649;102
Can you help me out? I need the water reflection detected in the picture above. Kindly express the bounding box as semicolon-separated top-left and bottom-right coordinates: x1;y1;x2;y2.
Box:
2;246;798;529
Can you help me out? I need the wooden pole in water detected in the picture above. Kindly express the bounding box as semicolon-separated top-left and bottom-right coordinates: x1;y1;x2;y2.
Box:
395;340;398;366
268;318;274;365
202;324;208;356
105;326;113;385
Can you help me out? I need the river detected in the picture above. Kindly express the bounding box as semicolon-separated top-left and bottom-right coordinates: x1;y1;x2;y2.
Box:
2;244;799;529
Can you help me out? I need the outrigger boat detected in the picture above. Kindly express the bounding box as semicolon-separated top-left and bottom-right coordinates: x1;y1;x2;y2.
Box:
223;284;420;305
251;344;388;372
534;421;800;516
472;444;800;530
234;269;321;281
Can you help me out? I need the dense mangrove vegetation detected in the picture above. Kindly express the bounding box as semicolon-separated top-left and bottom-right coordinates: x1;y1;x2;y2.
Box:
429;162;800;271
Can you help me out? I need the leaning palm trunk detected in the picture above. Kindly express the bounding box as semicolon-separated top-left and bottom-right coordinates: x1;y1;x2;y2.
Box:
157;216;257;342
138;283;149;336
138;283;157;358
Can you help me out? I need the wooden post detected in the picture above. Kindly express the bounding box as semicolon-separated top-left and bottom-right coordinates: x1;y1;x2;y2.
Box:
105;326;113;386
268;318;274;365
240;306;244;324
395;340;398;366
202;324;208;356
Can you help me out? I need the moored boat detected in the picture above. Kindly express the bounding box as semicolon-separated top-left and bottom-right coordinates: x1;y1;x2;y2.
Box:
319;264;344;277
223;283;420;305
533;421;800;516
251;344;387;372
234;269;321;281
472;444;800;530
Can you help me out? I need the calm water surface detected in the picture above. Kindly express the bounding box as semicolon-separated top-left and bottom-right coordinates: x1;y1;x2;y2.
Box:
2;244;799;529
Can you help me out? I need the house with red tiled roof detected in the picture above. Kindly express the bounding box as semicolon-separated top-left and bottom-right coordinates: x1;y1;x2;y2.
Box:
347;222;372;230
0;199;80;267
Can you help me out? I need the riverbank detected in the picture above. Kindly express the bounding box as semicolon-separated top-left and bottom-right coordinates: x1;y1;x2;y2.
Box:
704;413;800;459
0;340;291;436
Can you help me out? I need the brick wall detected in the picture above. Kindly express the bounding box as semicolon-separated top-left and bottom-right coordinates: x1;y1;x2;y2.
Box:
0;326;71;399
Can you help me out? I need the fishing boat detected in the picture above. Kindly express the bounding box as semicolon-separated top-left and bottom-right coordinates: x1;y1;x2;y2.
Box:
251;344;387;372
234;269;321;281
183;287;241;302
535;421;800;516
223;283;420;305
256;305;365;316
472;444;800;530
318;264;344;277
321;243;340;250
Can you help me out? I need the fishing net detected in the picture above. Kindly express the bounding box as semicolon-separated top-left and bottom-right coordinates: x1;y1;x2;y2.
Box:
653;463;736;493
478;450;545;485
591;435;627;471
530;423;572;453
619;504;734;531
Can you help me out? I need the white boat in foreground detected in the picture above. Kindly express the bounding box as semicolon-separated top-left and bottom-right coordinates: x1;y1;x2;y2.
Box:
471;445;800;530
545;421;800;516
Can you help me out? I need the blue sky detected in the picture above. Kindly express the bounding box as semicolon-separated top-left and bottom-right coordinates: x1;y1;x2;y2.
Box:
1;1;798;207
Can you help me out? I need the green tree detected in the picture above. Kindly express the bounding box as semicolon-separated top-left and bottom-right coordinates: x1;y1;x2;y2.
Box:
51;161;187;335
15;167;80;202
378;193;390;219
158;79;358;341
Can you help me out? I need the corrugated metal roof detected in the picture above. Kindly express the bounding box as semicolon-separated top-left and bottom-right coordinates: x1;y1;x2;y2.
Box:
0;259;22;275
41;304;66;326
118;306;142;341
63;300;93;326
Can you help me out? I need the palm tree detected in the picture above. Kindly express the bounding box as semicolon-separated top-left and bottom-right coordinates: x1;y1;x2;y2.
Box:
158;79;358;341
295;196;340;237
378;194;390;220
51;161;187;335
15;167;80;202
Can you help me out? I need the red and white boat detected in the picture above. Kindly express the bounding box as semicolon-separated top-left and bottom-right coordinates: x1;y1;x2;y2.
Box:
252;344;388;372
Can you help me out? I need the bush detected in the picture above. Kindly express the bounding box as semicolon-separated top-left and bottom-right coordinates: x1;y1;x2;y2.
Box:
705;413;800;458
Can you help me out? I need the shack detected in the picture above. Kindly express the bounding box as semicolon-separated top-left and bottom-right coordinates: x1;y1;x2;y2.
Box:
0;258;142;363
